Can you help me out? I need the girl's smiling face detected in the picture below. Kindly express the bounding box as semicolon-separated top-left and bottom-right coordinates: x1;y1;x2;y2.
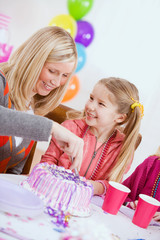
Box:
85;83;125;136
32;62;75;96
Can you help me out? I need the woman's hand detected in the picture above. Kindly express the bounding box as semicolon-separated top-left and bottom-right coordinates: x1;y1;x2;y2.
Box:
51;121;84;171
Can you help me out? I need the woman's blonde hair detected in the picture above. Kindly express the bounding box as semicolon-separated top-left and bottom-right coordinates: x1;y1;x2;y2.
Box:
0;26;77;115
67;77;142;182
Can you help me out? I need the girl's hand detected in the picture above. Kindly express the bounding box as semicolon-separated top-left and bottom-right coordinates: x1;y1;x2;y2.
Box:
88;180;105;196
51;121;84;171
153;212;160;222
128;201;160;222
129;200;138;210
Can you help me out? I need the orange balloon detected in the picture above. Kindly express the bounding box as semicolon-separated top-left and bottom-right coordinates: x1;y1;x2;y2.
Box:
62;75;80;102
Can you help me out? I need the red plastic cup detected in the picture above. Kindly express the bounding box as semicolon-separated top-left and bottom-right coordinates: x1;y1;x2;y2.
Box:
132;194;160;228
102;181;131;215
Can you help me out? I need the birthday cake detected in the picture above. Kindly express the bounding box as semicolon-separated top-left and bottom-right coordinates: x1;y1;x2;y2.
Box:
21;163;93;217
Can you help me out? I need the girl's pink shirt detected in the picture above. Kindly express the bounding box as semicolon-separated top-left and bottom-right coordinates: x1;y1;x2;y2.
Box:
41;119;129;193
123;155;160;211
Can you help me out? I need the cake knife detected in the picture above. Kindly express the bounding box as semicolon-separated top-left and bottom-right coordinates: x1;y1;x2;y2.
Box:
71;157;79;177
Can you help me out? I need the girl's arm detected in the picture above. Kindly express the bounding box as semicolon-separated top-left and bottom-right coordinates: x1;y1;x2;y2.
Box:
88;179;109;196
88;180;105;195
40;136;63;166
40;134;72;169
153;212;160;222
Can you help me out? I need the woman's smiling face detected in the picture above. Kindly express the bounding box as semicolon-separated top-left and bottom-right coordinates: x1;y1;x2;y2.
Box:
32;61;75;96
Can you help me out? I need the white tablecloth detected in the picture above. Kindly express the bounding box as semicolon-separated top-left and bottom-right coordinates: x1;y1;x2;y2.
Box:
0;174;160;240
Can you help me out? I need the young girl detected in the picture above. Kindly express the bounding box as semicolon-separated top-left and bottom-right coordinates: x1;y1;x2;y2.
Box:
0;26;84;174
41;77;144;196
123;147;160;221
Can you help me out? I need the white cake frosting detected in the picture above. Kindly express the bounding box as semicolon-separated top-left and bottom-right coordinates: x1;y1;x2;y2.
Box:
21;163;93;217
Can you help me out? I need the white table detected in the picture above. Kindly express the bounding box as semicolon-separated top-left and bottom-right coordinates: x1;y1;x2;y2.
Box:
0;174;160;240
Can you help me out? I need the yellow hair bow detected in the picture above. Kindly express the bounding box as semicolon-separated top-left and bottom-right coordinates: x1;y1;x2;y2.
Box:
131;97;144;118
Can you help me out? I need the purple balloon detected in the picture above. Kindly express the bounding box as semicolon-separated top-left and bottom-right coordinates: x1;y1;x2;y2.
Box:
75;20;94;47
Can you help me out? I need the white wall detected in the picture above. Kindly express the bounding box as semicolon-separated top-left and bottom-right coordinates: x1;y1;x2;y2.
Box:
1;0;160;178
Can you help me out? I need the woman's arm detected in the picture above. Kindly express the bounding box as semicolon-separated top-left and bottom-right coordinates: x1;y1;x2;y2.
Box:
0;105;52;141
0;106;84;171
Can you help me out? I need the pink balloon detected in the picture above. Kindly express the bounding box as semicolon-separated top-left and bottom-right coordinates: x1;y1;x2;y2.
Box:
0;43;13;62
75;20;94;47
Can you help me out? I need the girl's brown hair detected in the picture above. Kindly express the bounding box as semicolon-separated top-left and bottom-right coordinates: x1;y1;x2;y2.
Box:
67;77;142;182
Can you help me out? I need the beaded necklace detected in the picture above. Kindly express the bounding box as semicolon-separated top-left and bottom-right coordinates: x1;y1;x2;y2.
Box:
81;125;116;180
151;171;160;198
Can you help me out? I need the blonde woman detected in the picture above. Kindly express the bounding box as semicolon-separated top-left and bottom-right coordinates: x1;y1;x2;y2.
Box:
0;26;83;174
41;77;143;195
